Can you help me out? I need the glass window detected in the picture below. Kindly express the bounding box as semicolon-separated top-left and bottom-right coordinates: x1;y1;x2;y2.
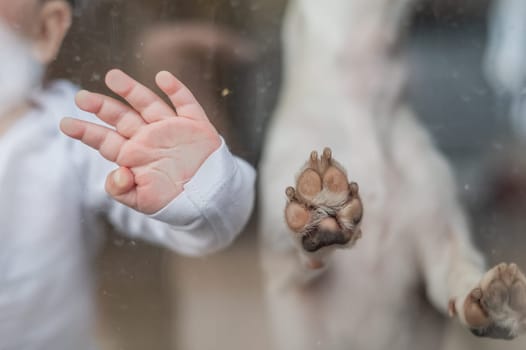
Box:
2;1;526;349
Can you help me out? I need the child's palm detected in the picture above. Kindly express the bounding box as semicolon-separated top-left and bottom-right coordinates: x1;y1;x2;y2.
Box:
61;70;221;214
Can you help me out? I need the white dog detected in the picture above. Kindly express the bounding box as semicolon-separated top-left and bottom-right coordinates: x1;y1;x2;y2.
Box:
258;1;526;349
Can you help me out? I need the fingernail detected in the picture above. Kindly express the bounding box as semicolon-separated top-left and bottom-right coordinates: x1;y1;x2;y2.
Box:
156;71;172;87
113;169;126;188
59;117;76;134
106;69;128;92
74;90;90;108
76;89;90;99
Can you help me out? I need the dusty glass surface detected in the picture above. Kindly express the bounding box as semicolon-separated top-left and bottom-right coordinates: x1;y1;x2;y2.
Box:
2;0;526;349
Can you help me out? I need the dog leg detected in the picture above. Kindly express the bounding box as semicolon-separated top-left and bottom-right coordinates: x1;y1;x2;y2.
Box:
420;216;526;340
284;147;363;270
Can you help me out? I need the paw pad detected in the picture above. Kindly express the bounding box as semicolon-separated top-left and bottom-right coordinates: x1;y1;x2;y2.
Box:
284;148;363;253
465;263;526;339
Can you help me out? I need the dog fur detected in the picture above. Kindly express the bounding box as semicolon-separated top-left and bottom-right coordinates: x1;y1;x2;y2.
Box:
258;1;526;349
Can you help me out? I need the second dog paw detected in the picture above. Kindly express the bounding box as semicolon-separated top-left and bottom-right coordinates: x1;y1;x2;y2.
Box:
463;263;526;339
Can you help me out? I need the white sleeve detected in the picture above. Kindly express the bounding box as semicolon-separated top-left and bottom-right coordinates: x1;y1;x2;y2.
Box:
74;135;256;256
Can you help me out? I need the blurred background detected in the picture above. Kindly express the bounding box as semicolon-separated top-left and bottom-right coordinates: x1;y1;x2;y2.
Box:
47;0;526;349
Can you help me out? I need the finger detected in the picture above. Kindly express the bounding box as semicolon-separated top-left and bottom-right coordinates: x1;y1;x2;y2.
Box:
106;167;135;197
105;168;139;210
75;90;146;138
105;69;176;123
60;117;126;163
155;70;208;121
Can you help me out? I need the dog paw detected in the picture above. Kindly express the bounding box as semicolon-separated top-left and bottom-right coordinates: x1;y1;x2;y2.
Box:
463;263;526;339
284;148;363;264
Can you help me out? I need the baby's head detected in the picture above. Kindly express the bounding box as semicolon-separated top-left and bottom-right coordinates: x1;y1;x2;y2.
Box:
0;0;73;119
0;0;73;65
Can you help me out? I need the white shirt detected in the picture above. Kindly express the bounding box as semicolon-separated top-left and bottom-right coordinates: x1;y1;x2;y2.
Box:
0;81;256;350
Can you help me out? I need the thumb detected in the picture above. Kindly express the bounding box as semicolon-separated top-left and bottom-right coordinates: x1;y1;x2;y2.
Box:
105;167;135;197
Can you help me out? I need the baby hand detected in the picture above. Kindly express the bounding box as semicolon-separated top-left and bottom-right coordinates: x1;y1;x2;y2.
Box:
60;69;221;214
